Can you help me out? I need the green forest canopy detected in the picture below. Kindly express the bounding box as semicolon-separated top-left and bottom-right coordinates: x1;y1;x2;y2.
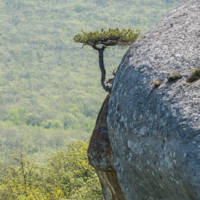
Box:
0;141;104;200
0;0;184;160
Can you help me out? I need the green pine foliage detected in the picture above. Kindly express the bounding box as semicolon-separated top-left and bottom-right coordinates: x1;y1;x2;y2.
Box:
74;28;141;47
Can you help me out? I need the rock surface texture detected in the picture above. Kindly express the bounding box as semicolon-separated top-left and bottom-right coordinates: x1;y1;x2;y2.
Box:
88;94;125;200
108;0;200;199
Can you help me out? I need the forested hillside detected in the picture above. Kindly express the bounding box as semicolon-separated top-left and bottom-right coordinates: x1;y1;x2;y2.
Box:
0;0;184;160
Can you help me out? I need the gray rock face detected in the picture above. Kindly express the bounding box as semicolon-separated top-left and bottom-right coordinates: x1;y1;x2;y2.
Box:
88;94;126;200
108;0;200;199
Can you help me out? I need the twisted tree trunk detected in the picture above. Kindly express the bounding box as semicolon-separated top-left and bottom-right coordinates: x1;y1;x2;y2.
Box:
98;47;111;93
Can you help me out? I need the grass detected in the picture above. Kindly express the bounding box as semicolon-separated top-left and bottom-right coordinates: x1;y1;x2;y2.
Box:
187;69;200;83
167;73;181;82
153;80;162;89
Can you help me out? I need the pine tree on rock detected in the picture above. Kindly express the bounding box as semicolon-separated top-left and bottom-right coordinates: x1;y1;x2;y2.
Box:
74;28;141;93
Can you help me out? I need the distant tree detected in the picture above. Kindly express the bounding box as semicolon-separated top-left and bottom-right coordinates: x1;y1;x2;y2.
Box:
74;28;141;93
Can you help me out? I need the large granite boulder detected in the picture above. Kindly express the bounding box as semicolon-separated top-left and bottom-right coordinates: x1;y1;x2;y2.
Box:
108;0;200;199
